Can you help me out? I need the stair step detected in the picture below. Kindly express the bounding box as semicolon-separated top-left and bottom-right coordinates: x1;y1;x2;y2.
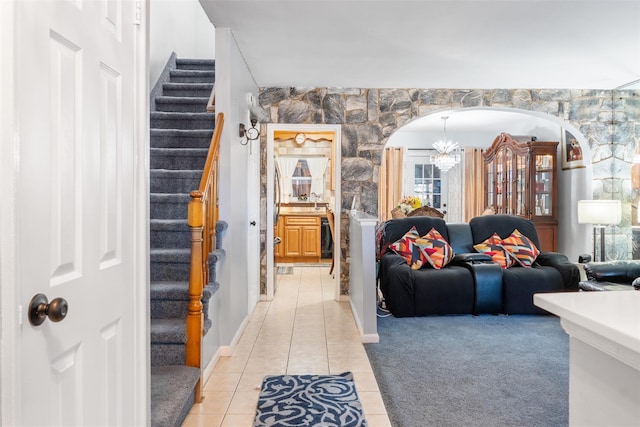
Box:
150;249;190;282
150;129;213;149
150;170;202;194
151;147;209;170
150;111;215;130
150;281;219;319
169;69;215;84
150;219;190;249
150;193;190;220
162;82;213;98
150;365;200;427
176;58;215;71
151;318;187;344
155;96;209;113
150;248;225;282
216;221;229;250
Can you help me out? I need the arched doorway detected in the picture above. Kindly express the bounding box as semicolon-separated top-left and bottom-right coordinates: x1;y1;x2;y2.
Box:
381;107;592;261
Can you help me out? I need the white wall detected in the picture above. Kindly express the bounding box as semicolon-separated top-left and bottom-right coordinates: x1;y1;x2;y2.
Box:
149;0;215;86
212;28;259;348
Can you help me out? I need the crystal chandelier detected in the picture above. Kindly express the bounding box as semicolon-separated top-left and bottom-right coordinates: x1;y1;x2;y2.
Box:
429;116;461;172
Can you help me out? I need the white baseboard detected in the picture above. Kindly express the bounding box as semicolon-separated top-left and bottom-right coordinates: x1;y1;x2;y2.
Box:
360;333;379;344
202;348;221;386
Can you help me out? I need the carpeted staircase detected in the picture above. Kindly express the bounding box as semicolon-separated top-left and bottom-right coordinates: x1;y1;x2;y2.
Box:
149;56;224;427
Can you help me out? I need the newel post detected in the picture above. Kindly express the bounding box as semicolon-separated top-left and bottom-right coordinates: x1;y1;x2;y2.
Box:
187;190;204;402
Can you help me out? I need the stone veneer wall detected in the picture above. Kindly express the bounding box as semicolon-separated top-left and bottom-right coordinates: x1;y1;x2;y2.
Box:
258;87;640;295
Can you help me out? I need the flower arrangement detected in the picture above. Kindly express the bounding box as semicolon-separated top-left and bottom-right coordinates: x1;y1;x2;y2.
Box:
397;196;422;215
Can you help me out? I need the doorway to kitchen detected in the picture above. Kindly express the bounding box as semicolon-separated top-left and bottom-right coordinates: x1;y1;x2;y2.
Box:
266;124;341;301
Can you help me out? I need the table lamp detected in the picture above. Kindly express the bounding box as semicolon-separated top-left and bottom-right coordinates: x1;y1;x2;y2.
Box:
577;200;622;262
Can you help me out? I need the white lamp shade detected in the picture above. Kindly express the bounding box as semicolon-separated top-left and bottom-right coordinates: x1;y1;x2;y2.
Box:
577;200;622;225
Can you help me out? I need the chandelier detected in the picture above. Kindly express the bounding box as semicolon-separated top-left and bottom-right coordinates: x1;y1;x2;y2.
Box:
429;116;461;172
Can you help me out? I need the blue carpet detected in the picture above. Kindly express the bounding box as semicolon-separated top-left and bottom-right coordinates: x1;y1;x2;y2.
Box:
365;315;569;427
253;372;367;427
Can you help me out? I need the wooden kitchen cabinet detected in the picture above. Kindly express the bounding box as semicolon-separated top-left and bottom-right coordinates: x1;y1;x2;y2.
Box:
276;215;321;262
483;133;558;251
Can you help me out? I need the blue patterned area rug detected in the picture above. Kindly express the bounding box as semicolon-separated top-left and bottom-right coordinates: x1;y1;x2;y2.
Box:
253;372;367;427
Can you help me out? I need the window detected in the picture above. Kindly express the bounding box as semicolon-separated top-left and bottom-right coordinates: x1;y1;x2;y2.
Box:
414;163;443;209
291;159;312;198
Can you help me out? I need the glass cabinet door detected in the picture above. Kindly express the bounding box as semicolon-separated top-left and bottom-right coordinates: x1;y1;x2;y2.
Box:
534;153;553;216
505;149;513;214
515;154;526;216
495;150;504;213
485;161;494;209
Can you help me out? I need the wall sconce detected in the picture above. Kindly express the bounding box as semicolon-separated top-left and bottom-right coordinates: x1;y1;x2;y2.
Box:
577;199;621;261
239;118;260;146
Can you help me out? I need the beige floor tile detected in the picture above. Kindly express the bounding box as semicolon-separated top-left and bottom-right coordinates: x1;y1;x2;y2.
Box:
359;391;388;415
204;371;242;392
243;356;288;374
220;413;255;427
191;391;233;414
231;343;254;358
365;414;393;427
286;356;329;374
249;343;290;358
236;372;270;392
181;412;224;427
352;371;381;392
327;342;368;358
226;390;260;415
289;342;327;358
329;356;374;374
213;355;249;373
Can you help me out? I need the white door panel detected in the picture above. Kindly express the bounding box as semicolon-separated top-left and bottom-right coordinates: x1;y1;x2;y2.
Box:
14;1;138;425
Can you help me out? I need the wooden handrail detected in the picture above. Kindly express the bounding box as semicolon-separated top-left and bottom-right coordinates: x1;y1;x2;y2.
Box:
186;112;224;403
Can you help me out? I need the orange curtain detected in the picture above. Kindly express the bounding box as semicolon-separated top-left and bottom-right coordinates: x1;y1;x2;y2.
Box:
464;147;485;222
379;147;404;221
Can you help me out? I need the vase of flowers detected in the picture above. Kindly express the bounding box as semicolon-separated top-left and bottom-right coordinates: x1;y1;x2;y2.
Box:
392;196;422;218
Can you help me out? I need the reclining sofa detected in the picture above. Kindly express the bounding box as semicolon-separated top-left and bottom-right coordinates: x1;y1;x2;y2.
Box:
579;260;640;291
377;214;579;317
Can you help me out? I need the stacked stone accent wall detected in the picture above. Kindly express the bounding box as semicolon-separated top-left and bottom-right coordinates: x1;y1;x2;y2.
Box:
259;87;640;295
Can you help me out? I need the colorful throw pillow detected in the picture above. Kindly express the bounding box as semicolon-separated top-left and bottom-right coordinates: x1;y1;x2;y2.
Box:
415;228;455;269
499;229;540;268
473;232;515;269
389;226;428;270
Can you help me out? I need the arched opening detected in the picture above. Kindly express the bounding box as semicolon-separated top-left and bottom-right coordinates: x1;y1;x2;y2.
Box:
380;107;592;261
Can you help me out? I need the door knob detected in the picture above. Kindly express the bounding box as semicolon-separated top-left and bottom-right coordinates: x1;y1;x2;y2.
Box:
250;221;256;226
28;293;68;326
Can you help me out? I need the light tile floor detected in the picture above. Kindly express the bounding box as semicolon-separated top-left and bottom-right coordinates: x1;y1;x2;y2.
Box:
182;265;391;427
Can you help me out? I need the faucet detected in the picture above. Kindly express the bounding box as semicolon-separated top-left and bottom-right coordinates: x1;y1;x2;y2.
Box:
311;192;319;210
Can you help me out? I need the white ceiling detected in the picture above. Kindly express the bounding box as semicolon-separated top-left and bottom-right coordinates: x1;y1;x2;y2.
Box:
201;0;640;90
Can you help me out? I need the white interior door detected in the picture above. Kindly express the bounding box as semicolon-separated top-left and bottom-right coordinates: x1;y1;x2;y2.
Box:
247;138;260;311
12;1;141;425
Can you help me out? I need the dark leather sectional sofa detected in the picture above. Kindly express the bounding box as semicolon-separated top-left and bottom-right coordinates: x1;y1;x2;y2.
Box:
377;215;579;317
580;260;640;291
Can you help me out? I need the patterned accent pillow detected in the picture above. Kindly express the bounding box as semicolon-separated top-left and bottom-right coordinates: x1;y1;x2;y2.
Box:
473;232;515;269
499;229;540;268
415;228;455;269
389;226;428;270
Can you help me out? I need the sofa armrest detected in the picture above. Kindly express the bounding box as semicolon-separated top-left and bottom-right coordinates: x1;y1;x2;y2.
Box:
452;253;503;314
536;252;580;291
452;253;493;264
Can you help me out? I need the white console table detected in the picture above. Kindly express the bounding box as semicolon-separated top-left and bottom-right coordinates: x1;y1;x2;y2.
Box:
534;291;640;427
348;210;379;343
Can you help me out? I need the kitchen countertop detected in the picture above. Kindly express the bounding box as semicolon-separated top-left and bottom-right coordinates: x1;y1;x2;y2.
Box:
279;206;327;216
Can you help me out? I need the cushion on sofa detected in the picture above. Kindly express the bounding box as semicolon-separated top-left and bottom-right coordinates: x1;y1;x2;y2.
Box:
389;226;428;270
473;232;515;269
499;229;540;268
469;215;541;250
416;227;454;269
